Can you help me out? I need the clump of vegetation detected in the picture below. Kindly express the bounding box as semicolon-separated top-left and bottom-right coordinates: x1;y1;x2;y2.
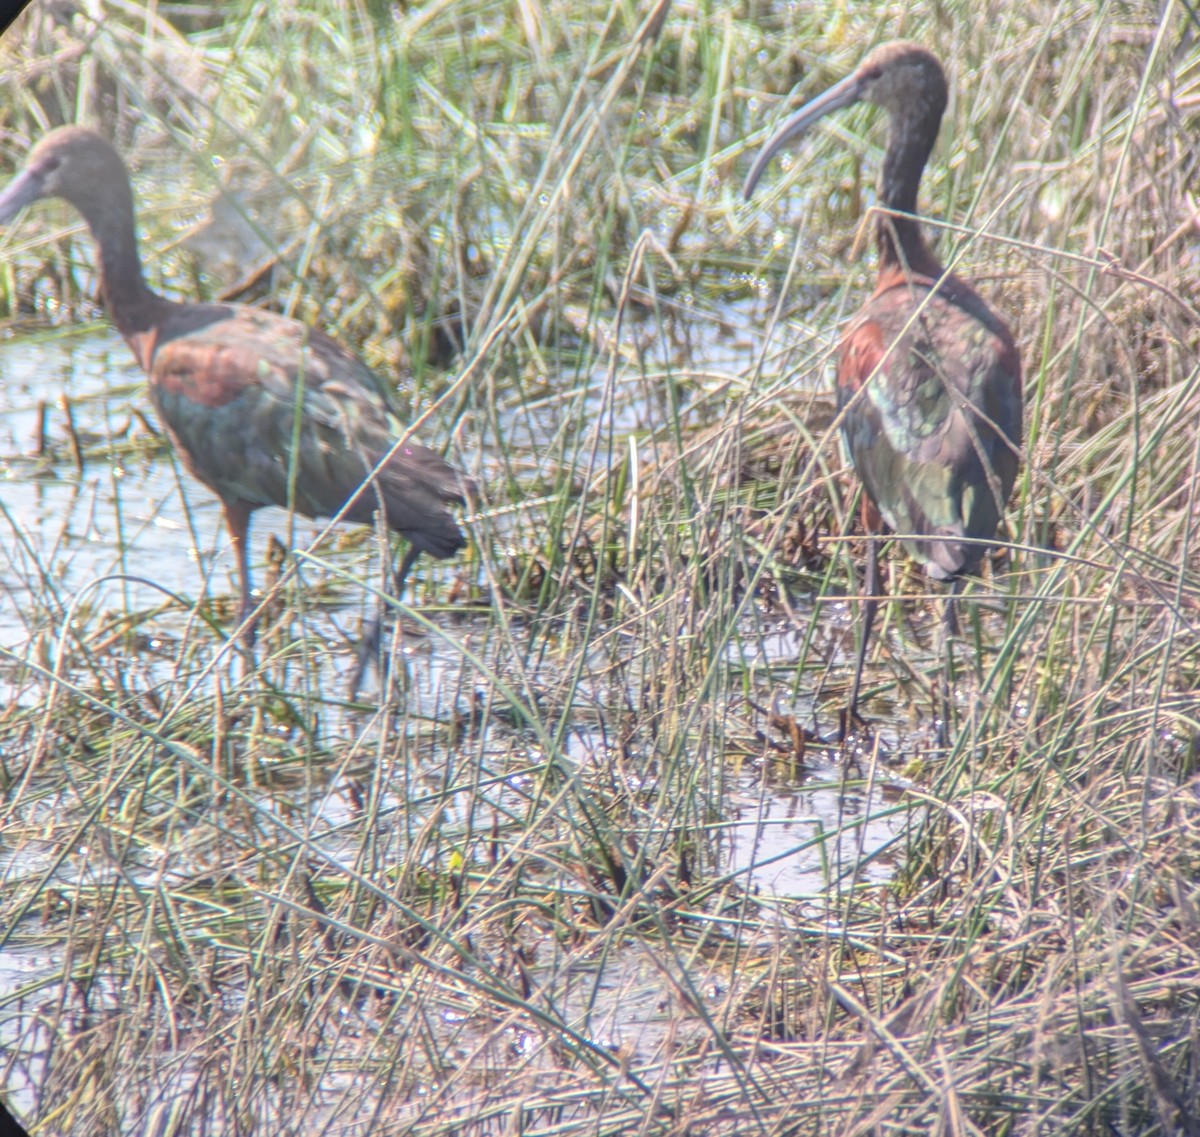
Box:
1;1;1199;1133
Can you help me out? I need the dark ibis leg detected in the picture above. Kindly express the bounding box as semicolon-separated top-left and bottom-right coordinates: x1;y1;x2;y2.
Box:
348;543;422;700
935;578;963;750
844;530;883;729
943;580;961;638
223;500;258;647
844;503;883;743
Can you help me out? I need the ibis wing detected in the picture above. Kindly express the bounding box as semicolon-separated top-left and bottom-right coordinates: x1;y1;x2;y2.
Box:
147;306;467;555
837;285;1021;579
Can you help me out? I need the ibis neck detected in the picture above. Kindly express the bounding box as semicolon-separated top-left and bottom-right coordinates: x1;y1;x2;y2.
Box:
76;185;172;347
875;112;943;276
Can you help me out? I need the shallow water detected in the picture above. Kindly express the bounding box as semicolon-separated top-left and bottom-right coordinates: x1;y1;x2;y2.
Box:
724;759;905;896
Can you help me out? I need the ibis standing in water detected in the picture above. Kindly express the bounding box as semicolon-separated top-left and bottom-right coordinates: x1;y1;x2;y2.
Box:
743;42;1022;729
0;127;471;680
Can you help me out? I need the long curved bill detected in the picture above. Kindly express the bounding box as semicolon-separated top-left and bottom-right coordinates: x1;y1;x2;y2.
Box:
0;167;45;224
743;71;863;200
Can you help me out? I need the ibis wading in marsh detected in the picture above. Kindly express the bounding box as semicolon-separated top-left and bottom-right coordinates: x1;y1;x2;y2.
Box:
0;127;471;678
743;42;1022;730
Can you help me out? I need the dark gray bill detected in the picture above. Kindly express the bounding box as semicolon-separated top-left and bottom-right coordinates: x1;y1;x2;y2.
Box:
743;72;863;200
0;168;45;224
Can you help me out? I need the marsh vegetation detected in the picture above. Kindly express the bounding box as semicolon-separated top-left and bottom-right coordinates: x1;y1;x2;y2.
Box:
1;1;1199;1133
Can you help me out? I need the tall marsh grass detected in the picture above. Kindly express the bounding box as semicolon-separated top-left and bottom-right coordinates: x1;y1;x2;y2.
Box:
1;0;1199;1133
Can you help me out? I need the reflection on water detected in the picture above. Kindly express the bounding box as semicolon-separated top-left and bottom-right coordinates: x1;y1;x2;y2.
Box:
724;759;906;897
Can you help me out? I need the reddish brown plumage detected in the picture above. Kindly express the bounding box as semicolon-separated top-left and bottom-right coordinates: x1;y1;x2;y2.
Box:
0;126;471;643
745;42;1022;726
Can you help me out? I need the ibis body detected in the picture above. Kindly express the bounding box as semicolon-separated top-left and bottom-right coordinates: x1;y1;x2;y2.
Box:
744;42;1022;722
0;127;470;643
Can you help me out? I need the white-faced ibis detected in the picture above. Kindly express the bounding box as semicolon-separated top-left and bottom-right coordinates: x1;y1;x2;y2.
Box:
743;42;1022;729
0;127;470;667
